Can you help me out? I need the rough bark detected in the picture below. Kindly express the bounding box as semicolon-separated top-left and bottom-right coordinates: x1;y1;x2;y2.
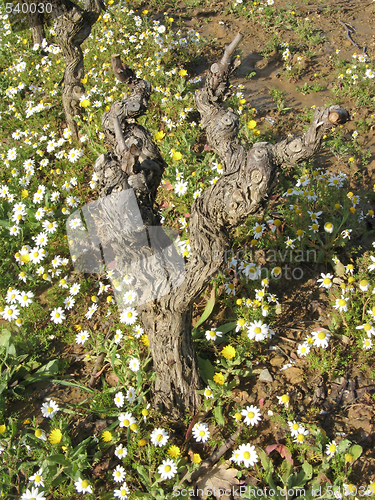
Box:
29;15;45;46
93;37;349;419
53;0;104;141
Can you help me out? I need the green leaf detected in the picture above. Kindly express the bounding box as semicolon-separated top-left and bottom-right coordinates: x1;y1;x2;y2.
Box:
46;454;71;467
0;220;10;229
136;465;151;489
337;439;351;453
50;379;95;393
213;403;225;427
204;359;215;382
302;461;313;480
0;329;11;348
217;322;237;334
258;449;276;489
348;444;362;461
195;287;216;329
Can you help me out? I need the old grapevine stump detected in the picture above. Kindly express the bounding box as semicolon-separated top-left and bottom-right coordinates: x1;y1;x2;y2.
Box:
53;0;104;141
93;37;349;419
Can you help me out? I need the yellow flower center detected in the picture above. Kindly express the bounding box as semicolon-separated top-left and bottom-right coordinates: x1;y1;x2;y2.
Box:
254;327;261;334
248;412;255;419
296;434;305;442
157;434;163;441
47;406;53;413
82;480;89;488
281;394;289;403
199;430;205;437
364;324;371;331
318;332;326;340
338;299;346;307
292;423;299;430
124;419;129;426
329;444;336;453
323;278;331;285
55;313;60;318
165;465;171;472
243;451;251;459
130;423;137;431
127;312;133;317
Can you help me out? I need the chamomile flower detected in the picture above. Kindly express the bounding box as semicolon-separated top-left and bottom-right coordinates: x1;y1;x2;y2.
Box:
69;282;81;295
76;330;89;345
120;307;138;325
359;279;370;292
253;223;266;239
247;320;270;341
241;405;262;426
236;443;259;467
312;329;331;348
325;440;338;458
28;469;44;488
203;387;214;399
317;273;333;289
50;307;66;324
126;387;136;404
205;327;222;341
363;338;372;350
293;428;309;444
64;296;75;310
128;357;140;372
21;487;46;500
158;459;177;480
150;428;169;447
118;412;136;429
114;444;128;460
114;483;130;498
192;422;210;443
132;324;144;339
18;291;34;307
85;303;98;319
333;297;349;313
277;393;290;407
356;322;375;337
288;421;305;437
368;256;375;272
114;392;125;408
113;465;126;483
114;329;123;344
297;343;310;357
41;399;59;418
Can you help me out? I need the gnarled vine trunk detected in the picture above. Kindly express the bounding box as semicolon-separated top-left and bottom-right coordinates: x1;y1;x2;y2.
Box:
91;37;349;420
53;0;104;141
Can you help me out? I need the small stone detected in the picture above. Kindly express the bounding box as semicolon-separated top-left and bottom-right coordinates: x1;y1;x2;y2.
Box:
282;366;304;384
270;354;285;367
259;369;273;383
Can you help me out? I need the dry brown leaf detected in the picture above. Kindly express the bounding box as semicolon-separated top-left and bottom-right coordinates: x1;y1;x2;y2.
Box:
195;460;239;500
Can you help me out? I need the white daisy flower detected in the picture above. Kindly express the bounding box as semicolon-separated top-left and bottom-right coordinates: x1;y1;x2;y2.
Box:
114;392;125;408
40;399;59;418
150;428;169;447
112;465;126;483
241;405;262;426
157;459;177;480
192;422;210;443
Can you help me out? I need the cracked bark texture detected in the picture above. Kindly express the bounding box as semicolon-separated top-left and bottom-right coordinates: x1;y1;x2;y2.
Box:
94;39;349;419
53;0;104;141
